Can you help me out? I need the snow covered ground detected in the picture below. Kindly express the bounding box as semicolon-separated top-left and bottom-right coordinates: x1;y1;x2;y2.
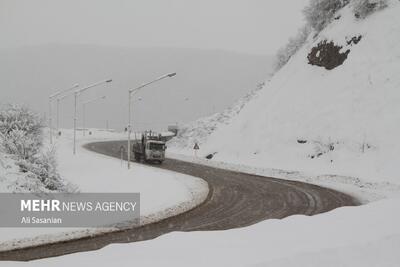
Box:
5;197;400;267
158;2;400;266
0;128;209;251
169;0;400;195
2;1;400;266
167;151;400;204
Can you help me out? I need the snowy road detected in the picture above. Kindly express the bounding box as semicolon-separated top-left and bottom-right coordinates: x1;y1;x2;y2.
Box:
0;140;358;261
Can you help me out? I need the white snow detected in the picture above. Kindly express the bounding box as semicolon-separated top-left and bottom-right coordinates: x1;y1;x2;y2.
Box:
0;151;34;193
152;2;400;266
2;1;400;266
167;151;400;204
171;0;400;189
0;128;209;251
5;197;400;267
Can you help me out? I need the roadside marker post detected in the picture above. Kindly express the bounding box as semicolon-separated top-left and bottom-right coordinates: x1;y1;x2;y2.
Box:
120;145;126;167
193;142;200;157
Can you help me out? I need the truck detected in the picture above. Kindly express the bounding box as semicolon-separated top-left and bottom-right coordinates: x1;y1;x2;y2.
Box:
132;132;166;164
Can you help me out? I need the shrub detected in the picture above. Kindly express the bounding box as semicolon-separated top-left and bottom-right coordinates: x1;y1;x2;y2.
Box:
274;0;349;72
303;0;349;32
0;104;74;192
307;40;350;70
17;149;70;191
352;0;388;18
0;104;43;159
274;26;311;71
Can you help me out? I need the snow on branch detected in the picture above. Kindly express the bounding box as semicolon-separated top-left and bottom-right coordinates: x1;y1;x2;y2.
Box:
352;0;389;19
273;0;389;72
274;26;311;72
0;104;75;192
303;0;349;33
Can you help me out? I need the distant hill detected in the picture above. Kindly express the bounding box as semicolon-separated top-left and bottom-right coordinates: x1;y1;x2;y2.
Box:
0;45;273;132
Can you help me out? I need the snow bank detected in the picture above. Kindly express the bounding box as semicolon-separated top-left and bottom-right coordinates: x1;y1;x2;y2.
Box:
0;129;208;251
167;151;400;204
5;197;400;267
188;1;400;188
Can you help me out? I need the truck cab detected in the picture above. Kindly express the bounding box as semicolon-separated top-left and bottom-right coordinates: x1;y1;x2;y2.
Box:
145;140;166;163
132;133;167;164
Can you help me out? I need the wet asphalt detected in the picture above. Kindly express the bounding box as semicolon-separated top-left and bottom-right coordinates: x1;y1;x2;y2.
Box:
0;140;358;261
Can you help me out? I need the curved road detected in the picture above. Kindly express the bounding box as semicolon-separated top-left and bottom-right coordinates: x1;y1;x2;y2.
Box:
0;140;358;261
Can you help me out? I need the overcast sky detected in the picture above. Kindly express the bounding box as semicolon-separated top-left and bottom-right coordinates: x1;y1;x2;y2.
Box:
0;0;309;55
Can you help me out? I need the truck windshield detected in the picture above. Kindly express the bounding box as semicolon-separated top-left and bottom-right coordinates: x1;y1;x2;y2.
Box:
149;143;165;150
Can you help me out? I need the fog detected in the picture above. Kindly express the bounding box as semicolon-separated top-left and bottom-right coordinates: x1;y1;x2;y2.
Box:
0;45;273;131
0;0;309;132
0;0;308;55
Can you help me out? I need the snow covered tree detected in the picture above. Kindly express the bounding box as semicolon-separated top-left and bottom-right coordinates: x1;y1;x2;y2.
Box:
352;0;388;18
1;129;40;160
0;104;74;192
303;0;349;32
273;0;352;71
274;26;311;71
0;104;43;159
17;148;72;191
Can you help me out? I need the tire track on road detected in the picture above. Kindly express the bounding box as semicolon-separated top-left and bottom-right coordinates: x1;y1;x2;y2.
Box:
0;140;358;261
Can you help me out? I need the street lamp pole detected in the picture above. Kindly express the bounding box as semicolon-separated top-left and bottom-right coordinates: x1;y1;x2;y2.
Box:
128;91;132;169
83;102;85;136
127;72;176;169
49;97;53;144
48;84;79;144
56;93;71;134
56;98;60;133
73;79;112;155
73;91;78;154
82;95;106;136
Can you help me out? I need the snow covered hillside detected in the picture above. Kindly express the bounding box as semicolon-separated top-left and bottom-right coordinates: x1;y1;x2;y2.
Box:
168;82;266;153
188;0;400;186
